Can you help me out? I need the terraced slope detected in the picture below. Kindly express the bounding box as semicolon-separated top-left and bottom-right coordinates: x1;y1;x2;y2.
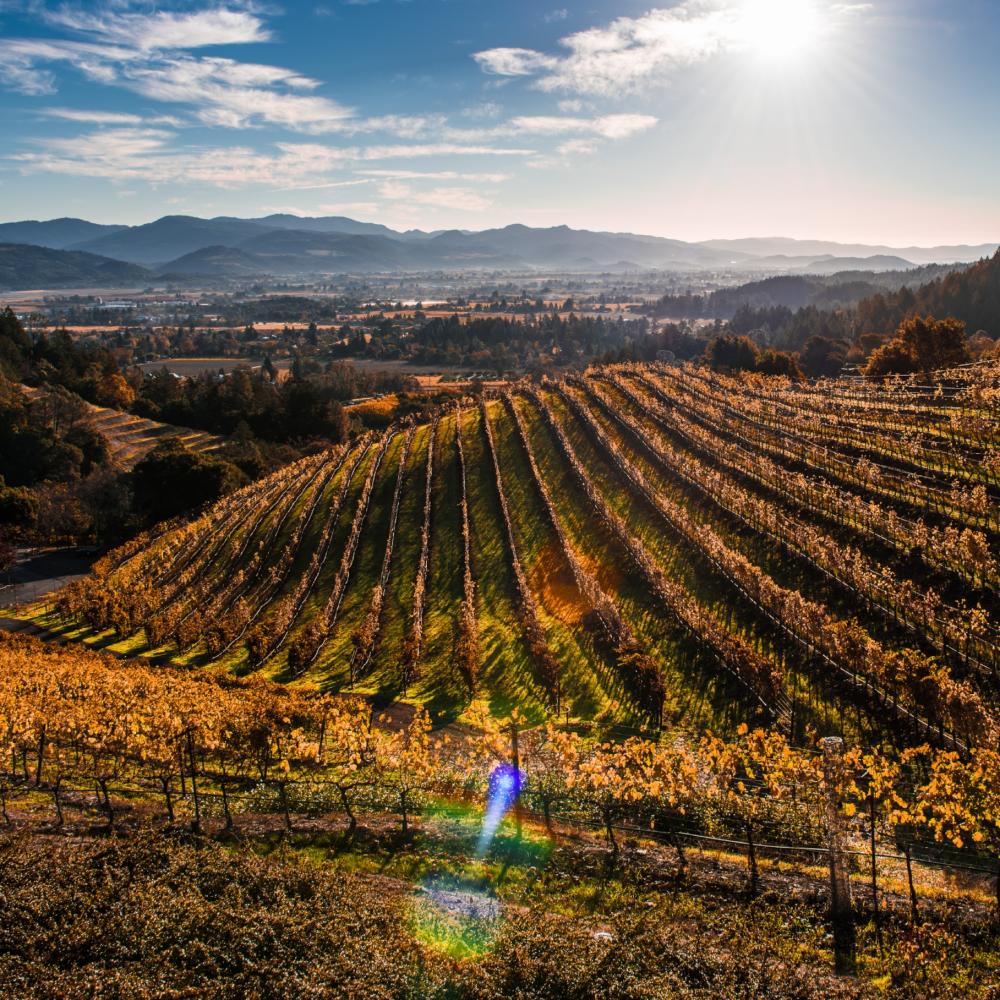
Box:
43;362;1000;743
21;385;224;467
87;404;224;467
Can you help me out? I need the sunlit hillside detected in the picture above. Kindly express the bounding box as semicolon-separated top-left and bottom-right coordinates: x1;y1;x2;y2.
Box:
41;361;999;747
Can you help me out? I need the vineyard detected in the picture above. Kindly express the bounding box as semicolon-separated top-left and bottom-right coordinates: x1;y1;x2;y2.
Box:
1;632;998;911
30;360;999;752
4;359;1000;994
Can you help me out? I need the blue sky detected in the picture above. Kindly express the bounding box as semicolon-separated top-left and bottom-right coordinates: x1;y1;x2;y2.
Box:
1;0;998;244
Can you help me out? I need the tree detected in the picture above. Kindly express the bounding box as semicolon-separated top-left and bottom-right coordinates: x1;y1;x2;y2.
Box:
705;335;759;373
799;336;847;378
0;307;31;379
377;706;437;834
93;372;136;409
865;315;970;377
755;349;803;379
131;441;246;526
0;482;37;530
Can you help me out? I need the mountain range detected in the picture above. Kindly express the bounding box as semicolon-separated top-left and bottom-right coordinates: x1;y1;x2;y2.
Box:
0;214;996;289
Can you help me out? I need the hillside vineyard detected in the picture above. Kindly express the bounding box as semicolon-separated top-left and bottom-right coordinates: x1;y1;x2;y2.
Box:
57;362;1000;749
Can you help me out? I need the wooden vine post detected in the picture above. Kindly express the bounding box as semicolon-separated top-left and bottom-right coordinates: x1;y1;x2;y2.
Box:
510;719;523;840
821;736;856;976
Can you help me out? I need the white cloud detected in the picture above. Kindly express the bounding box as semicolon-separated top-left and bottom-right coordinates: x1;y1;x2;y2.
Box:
475;3;732;95
115;56;354;132
326;114;448;137
1;1;666;196
0;39;135;95
473;1;870;96
555;138;599;156
473;47;557;78
461;101;504;118
0;7;354;134
358;143;534;159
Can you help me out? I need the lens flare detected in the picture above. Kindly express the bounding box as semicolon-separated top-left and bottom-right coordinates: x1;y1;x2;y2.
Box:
476;763;523;858
410;876;501;959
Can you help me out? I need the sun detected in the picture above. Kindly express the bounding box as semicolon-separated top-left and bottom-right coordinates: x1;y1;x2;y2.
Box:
735;0;826;64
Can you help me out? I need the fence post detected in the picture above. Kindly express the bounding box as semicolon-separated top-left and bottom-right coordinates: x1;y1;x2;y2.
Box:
821;736;856;976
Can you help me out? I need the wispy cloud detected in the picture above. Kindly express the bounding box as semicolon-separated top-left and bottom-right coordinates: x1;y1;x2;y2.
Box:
358;169;511;182
473;48;557;79
378;181;492;212
9;129;533;188
121;56;353;131
41;107;183;127
0;0;666;208
40;6;272;51
508;114;657;139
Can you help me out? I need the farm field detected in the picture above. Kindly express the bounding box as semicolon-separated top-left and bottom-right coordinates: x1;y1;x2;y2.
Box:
31;360;999;752
137;356;294;377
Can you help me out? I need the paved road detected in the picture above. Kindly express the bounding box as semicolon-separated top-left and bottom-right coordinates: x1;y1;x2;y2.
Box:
0;547;96;613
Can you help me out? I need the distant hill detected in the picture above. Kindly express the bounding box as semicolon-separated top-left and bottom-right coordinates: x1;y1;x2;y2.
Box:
651;263;968;319
802;255;914;274
0;243;151;291
700;237;998;266
0;218;127;250
72;215;271;265
430;224;733;270
235;229;417;272
158;245;269;278
74;216;746;271
856;249;1000;336
250;214;406;240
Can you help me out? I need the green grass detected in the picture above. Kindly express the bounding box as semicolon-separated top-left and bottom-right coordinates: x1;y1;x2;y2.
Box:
417;413;468;717
461;404;545;723
312;432;405;688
